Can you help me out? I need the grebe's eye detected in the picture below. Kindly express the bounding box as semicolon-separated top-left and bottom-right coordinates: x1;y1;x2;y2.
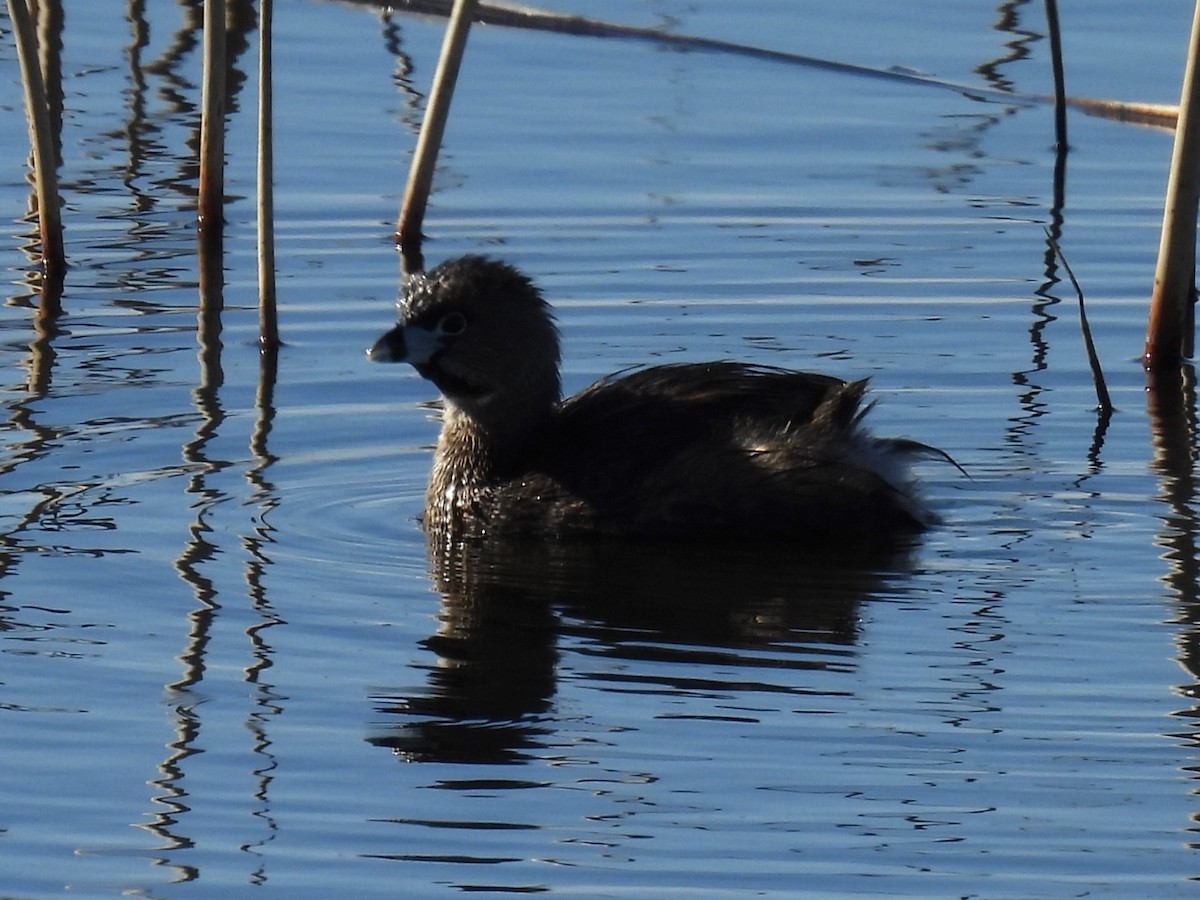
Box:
439;312;467;337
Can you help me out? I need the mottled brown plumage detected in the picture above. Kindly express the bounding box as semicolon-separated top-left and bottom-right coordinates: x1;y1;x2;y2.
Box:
370;255;943;543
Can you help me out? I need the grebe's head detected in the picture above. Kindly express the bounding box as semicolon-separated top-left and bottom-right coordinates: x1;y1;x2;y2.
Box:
369;255;562;420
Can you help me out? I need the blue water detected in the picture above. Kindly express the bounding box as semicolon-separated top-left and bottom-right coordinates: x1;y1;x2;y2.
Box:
1;0;1199;896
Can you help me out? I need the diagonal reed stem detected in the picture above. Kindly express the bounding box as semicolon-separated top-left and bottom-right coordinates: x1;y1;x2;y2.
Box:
396;0;480;275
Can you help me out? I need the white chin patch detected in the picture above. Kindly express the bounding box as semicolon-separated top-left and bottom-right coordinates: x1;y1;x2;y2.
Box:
403;325;442;365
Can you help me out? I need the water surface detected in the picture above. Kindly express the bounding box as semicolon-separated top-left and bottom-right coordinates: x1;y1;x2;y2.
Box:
2;1;1199;897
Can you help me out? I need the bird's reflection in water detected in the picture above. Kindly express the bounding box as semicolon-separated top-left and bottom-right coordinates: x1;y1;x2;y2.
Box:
368;536;917;764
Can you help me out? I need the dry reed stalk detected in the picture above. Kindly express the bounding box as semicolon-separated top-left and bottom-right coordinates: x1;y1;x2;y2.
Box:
1145;0;1200;370
198;0;227;246
396;0;480;274
8;0;65;308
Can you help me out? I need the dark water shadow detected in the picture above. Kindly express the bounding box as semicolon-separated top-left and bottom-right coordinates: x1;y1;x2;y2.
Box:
1147;369;1200;673
368;536;917;764
1145;367;1200;856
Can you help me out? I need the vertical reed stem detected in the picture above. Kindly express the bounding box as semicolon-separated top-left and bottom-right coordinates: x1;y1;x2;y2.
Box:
8;0;66;307
1144;0;1200;371
1044;0;1068;151
257;0;278;348
396;0;480;274
198;0;227;245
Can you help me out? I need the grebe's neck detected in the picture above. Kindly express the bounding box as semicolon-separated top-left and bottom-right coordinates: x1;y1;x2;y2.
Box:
424;398;552;534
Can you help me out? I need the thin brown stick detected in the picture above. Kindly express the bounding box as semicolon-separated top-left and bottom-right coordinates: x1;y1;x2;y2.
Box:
1145;0;1200;371
1046;230;1112;413
1044;0;1068;150
347;0;1183;131
257;0;279;348
8;0;65;309
396;0;480;274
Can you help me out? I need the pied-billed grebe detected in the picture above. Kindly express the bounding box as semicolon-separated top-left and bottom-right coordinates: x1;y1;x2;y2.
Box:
369;255;946;542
